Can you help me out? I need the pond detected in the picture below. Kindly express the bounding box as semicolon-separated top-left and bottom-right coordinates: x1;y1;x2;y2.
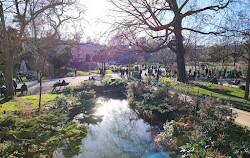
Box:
57;95;169;158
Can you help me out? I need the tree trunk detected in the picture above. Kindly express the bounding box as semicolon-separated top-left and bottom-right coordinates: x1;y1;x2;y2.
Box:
244;58;250;100
38;81;42;112
4;53;14;98
174;24;187;83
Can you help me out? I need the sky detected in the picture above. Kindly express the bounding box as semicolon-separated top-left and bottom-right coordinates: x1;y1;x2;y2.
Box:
79;0;113;43
69;0;249;45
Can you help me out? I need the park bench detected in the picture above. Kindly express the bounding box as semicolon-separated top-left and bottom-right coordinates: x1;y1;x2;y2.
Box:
0;86;6;97
15;86;28;95
228;80;240;85
210;77;218;84
51;82;69;93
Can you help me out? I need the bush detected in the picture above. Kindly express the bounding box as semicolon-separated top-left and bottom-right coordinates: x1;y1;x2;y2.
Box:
110;78;128;91
180;138;218;158
154;115;197;152
55;66;73;77
239;84;246;90
198;98;250;157
102;76;111;85
127;81;195;123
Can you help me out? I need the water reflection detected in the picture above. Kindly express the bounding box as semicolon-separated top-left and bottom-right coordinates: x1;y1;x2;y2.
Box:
77;98;162;158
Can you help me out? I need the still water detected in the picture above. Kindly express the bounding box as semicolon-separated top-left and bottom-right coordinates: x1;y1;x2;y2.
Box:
73;97;169;158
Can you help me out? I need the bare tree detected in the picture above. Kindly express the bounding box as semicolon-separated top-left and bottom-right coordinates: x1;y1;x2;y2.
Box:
242;41;250;100
108;0;235;82
0;0;83;98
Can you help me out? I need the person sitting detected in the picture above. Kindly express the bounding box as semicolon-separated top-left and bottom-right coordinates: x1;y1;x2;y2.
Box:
0;85;6;97
62;80;66;84
13;80;17;90
21;83;28;94
91;77;95;80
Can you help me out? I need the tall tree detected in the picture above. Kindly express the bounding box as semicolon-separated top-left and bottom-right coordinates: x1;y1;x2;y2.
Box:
218;0;249;100
109;0;233;82
0;0;82;98
242;41;250;100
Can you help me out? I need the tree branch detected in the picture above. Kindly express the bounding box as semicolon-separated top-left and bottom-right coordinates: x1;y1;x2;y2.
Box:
182;27;226;35
10;134;32;142
179;0;189;11
183;0;231;17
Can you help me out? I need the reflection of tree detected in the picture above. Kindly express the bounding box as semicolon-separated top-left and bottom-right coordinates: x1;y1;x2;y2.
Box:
80;99;158;158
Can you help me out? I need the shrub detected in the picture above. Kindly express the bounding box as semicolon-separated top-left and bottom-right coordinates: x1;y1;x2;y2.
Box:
198;98;250;157
102;76;111;85
55;66;73;77
180;138;217;158
154;116;197;152
128;81;195;123
239;84;245;90
0;111;88;158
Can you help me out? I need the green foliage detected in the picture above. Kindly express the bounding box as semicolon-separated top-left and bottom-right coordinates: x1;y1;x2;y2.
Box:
67;71;89;77
128;81;194;123
0;94;63;114
102;76;111;85
198;98;250;157
0;141;23;158
154;115;198;152
110;78;128;91
55;66;73;77
167;80;250;111
0;110;88;158
180;138;216;158
89;69;100;74
239;84;245;90
106;69;113;74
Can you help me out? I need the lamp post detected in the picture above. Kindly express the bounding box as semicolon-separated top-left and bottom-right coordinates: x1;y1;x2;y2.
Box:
129;43;132;78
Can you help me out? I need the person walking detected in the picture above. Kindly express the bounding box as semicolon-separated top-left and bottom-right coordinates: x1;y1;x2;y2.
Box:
156;74;159;88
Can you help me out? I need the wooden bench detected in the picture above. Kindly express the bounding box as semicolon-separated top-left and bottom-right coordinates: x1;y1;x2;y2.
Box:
228;80;240;85
15;87;28;94
52;82;69;93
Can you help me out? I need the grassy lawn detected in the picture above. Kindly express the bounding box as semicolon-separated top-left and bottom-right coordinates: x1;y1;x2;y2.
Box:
90;70;100;74
67;71;89;77
106;70;113;74
159;77;250;111
0;94;63;115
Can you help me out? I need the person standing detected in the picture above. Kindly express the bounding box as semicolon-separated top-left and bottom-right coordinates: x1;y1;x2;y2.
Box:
74;68;77;77
156;74;159;88
13;80;17;90
0;71;5;85
148;75;151;85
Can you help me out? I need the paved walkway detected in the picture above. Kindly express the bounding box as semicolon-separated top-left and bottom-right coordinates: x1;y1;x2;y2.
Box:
15;73;120;95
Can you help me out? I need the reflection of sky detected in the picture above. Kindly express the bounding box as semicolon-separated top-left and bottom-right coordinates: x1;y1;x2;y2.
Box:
78;98;159;158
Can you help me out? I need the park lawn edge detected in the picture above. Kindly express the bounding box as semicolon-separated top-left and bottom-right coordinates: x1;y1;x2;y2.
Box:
162;78;250;112
0;94;63;115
